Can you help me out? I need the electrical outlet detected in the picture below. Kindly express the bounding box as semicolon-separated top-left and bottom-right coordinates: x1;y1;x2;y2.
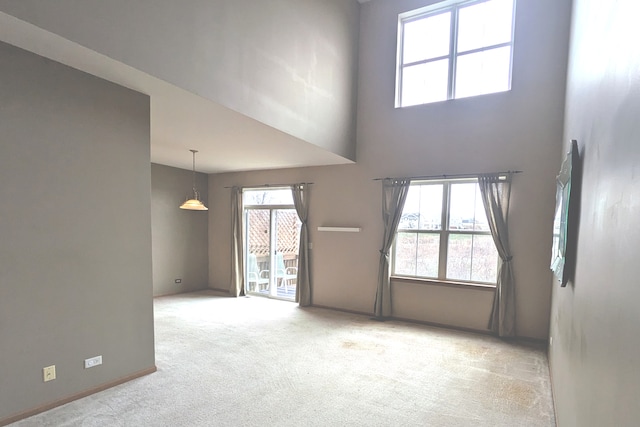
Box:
84;355;102;369
175;279;182;284
43;365;56;382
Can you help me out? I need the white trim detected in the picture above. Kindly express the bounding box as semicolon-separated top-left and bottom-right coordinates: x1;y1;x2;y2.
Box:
391;178;499;285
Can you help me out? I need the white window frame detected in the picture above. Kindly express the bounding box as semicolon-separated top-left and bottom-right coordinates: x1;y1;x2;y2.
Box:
396;0;516;108
391;178;500;285
243;187;298;301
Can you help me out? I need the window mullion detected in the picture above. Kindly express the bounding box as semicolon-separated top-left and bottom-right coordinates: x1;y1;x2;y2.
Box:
447;5;459;100
415;188;422;276
508;0;517;90
396;19;406;108
456;41;513;57
438;183;450;280
390;234;397;275
403;54;452;68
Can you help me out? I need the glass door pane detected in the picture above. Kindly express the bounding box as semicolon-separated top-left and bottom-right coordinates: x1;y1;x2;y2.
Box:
274;209;301;301
245;207;300;300
246;209;271;295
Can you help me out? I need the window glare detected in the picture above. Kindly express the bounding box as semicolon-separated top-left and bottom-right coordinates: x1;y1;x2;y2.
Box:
402;60;449;106
418;185;443;230
399;187;420;229
403;12;451;64
449;183;490;231
399;184;443;230
457;0;514;53
455;46;512;99
449;183;476;229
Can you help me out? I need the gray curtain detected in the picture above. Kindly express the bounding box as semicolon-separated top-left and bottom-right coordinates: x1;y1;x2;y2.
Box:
230;186;245;297
478;173;515;337
292;184;311;306
374;178;411;319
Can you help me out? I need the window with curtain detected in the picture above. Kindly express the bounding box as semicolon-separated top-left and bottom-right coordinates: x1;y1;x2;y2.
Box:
396;0;516;107
392;179;500;284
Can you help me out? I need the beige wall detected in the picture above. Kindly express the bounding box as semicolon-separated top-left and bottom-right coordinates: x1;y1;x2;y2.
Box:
549;0;640;425
209;0;572;339
0;42;154;423
0;0;360;160
151;164;209;297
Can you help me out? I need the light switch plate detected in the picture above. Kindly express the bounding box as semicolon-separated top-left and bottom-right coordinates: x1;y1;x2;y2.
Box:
43;365;56;382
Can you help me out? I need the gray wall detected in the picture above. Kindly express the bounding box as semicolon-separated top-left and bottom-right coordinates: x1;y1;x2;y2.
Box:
0;0;360;160
209;0;573;339
549;0;640;425
151;164;209;297
0;42;154;422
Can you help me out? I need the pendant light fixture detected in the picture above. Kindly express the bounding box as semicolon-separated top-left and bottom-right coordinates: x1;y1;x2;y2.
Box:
179;149;208;211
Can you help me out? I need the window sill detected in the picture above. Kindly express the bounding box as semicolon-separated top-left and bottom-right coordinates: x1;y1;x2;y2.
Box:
390;276;496;291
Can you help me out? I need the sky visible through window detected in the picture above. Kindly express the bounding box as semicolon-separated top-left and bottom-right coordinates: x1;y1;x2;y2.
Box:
399;182;490;231
243;189;293;206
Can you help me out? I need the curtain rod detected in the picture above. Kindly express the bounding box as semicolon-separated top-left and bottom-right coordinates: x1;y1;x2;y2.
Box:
224;182;314;189
372;170;522;181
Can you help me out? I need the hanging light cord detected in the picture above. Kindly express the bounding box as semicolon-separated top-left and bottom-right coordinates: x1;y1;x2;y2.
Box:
190;149;198;198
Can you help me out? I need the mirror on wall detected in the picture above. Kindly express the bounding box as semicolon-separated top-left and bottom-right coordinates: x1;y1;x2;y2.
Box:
551;139;579;287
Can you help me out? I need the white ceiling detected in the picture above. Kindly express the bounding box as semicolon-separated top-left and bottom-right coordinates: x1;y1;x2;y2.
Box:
0;11;354;173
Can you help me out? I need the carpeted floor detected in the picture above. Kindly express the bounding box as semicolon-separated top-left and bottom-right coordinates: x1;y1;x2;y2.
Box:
12;291;555;426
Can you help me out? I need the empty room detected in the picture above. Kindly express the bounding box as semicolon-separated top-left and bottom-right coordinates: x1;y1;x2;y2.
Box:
1;0;638;426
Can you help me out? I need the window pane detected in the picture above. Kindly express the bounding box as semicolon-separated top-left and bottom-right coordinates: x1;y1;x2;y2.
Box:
472;194;490;232
447;234;498;283
450;182;491;232
455;46;512;99
400;184;443;230
247;209;271;258
402;60;449;107
418;185;443;230
470;234;499;283
449;183;477;230
457;0;514;53
447;234;472;281
394;232;418;275
399;186;420;229
416;233;439;277
403;12;451;64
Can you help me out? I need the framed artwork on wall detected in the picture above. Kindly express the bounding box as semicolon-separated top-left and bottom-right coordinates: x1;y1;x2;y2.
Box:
551;140;578;287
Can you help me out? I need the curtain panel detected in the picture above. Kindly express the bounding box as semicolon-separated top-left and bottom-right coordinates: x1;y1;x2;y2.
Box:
374;178;411;318
292;184;311;307
478;173;515;337
230;186;245;297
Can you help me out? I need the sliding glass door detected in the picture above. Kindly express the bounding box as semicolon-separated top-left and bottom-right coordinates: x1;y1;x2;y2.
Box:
244;189;301;301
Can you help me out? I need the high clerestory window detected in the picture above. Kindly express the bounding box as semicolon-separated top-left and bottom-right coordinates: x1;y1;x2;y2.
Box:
396;0;516;107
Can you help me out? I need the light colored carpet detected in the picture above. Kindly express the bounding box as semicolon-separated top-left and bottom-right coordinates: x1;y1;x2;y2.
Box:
13;291;555;426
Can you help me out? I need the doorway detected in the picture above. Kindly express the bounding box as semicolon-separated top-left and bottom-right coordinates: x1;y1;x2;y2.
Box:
244;189;301;300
